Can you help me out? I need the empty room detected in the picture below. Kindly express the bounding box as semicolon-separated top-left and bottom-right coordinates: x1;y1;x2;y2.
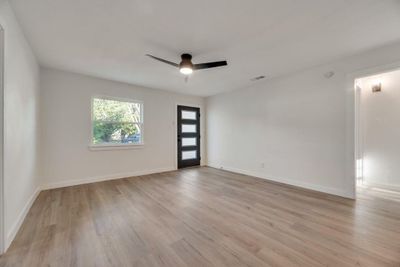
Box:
1;0;400;266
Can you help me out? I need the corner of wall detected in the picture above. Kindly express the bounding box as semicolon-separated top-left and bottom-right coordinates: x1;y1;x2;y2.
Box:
0;0;43;253
5;185;41;251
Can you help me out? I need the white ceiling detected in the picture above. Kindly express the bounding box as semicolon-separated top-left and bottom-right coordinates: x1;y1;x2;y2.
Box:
10;0;400;96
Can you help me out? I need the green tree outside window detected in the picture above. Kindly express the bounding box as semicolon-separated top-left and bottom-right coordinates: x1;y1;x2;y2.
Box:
92;98;142;145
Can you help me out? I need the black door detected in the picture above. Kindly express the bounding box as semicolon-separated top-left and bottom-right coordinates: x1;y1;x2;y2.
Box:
177;105;201;169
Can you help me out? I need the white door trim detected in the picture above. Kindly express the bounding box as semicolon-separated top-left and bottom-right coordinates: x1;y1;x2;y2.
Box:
347;60;400;198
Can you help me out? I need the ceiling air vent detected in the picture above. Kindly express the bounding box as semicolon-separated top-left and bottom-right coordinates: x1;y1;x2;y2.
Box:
251;75;266;81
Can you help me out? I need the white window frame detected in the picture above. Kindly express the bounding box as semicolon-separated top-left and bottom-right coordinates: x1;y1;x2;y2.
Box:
89;95;144;150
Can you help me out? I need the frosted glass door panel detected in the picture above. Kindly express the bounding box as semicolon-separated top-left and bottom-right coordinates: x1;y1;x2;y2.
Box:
182;150;197;160
182;124;196;133
182;138;196;147
181;111;196;120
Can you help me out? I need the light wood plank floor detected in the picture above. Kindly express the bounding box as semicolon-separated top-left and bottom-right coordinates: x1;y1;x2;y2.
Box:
1;167;400;267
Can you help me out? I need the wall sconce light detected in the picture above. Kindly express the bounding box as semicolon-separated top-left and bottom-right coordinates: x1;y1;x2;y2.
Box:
372;82;381;93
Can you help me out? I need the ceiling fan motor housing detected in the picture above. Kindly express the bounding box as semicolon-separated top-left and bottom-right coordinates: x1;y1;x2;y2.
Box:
180;53;193;69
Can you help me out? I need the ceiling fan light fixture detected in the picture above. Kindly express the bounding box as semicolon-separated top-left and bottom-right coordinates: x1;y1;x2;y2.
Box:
179;55;193;75
180;67;193;75
146;53;227;76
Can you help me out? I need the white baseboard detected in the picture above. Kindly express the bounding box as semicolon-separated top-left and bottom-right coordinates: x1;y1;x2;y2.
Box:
207;163;353;198
361;181;400;191
41;167;176;190
5;186;41;251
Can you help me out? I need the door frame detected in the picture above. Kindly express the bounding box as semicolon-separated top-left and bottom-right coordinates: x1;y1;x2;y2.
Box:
174;103;203;170
347;60;400;198
0;24;5;254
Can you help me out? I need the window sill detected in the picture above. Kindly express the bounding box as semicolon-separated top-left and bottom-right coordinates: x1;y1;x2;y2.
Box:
88;143;144;151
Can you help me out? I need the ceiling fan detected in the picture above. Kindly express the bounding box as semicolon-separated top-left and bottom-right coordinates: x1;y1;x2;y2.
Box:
146;53;227;75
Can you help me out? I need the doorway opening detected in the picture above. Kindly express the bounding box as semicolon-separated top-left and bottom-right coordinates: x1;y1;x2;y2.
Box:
355;67;400;196
177;105;201;169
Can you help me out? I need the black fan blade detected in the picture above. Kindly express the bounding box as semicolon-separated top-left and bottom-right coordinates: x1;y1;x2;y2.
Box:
146;54;179;67
193;61;227;70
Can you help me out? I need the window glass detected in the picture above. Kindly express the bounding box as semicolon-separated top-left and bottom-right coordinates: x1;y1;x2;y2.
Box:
92;97;143;145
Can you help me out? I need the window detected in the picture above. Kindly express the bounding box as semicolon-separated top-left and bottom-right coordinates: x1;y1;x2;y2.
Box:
91;97;143;146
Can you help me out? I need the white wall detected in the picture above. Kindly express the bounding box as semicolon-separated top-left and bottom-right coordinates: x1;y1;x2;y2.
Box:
358;69;400;188
0;17;3;254
207;42;400;198
0;0;41;250
40;68;205;188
